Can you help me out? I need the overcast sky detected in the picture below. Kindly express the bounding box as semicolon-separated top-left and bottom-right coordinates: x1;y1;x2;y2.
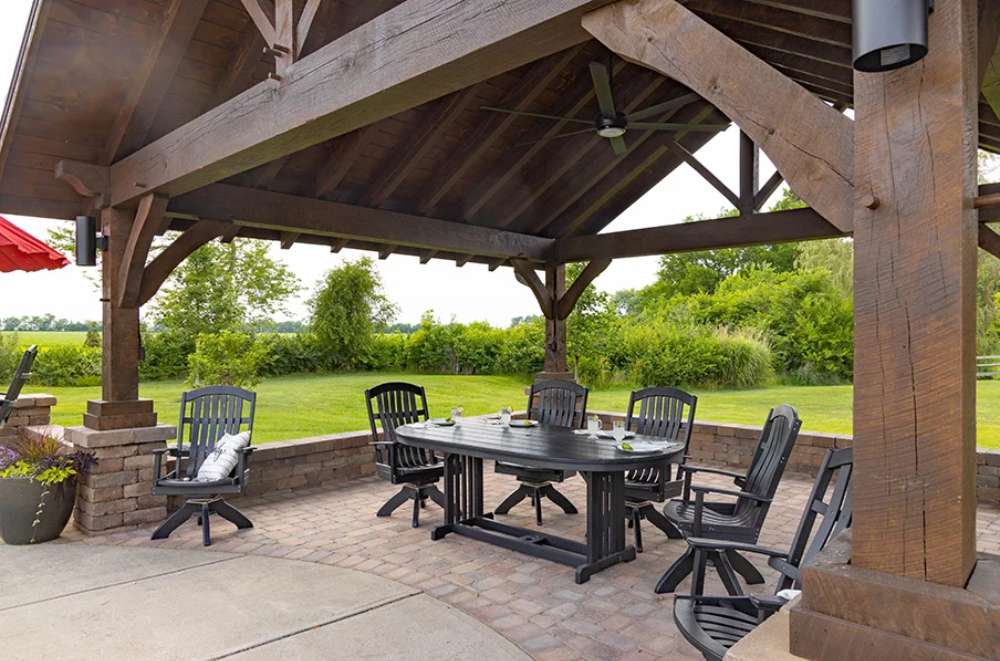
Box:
0;0;782;327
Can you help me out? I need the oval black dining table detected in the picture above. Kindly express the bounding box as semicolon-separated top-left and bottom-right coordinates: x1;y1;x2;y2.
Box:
395;418;685;584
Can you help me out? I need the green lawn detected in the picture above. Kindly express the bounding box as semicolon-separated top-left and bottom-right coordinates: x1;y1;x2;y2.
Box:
23;373;1000;449
15;331;88;346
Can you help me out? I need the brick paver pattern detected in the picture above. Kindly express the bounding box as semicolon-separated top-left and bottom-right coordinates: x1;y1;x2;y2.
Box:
69;467;1000;661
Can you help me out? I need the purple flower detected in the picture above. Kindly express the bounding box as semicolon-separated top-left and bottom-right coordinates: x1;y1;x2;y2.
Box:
0;446;19;470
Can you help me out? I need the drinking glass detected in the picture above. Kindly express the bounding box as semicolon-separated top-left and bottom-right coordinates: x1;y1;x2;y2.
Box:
450;406;464;420
612;418;627;443
587;415;602;438
499;406;512;427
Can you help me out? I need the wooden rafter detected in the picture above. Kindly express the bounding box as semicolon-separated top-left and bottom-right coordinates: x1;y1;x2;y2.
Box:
416;45;584;215
754;170;784;210
552;207;842;262
118;193;169;308
663;139;740;208
378;245;395;260
738;131;759;214
313;129;367;198
105;0;209;165
557;257;611;319
330;238;349;253
512;257;610;320
419;250;436;264
109;0;602;208
363;86;480;207
979;224;1000;259
582;0;854;231
512;259;550;314
240;0;276;47
167;184;552;261
279;231;299;249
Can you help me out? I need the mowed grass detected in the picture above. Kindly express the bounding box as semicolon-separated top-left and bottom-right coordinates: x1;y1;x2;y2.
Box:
22;373;1000;449
14;331;88;346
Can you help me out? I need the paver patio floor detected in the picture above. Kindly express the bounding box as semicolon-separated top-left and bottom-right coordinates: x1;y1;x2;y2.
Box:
65;468;1000;660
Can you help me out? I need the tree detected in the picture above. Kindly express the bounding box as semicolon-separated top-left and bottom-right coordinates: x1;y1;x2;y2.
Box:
309;257;397;369
151;240;299;342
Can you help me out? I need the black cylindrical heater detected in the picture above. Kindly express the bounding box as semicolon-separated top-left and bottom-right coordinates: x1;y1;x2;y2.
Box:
852;0;932;73
75;215;98;266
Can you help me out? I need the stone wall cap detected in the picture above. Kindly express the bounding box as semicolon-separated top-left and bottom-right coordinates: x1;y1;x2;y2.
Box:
65;423;176;448
12;394;56;408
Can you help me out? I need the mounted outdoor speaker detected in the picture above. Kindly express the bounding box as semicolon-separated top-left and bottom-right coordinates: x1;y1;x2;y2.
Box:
852;0;932;73
75;215;98;266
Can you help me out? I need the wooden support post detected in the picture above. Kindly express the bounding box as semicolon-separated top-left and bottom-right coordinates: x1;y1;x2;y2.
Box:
850;0;978;589
738;131;758;215
89;207;156;430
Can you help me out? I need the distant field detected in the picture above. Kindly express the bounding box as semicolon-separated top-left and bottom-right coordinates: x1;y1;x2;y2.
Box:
21;372;1000;449
11;331;88;347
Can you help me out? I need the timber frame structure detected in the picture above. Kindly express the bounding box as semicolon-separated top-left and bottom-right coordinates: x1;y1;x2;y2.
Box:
3;0;1000;657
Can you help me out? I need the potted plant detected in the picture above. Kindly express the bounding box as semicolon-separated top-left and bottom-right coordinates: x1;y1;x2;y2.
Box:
0;435;94;544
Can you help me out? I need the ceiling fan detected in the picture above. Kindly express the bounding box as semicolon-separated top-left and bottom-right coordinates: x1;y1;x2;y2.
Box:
482;55;728;156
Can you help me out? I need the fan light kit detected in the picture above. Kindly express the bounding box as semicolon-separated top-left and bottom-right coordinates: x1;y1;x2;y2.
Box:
481;52;729;156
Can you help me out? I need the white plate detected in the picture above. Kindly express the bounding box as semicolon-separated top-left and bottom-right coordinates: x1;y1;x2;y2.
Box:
597;430;634;440
509;419;539;428
616;440;669;453
429;418;455;426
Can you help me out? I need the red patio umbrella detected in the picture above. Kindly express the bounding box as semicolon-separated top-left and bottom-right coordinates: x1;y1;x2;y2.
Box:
0;215;69;272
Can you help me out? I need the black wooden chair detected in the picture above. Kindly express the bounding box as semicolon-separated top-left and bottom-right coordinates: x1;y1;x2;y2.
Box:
366;382;446;528
151;386;256;546
655;404;801;594
0;345;37;427
623;387;697;552
673;447;853;661
494;379;588;525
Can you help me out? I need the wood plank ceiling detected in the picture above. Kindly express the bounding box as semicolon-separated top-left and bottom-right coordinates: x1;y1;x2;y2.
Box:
1;0;998;266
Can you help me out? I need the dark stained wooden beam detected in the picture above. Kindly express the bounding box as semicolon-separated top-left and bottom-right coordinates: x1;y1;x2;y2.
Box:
296;0;324;57
279;231;299;249
105;0;209;164
416;45;585;214
979;224;1000;259
754;170;785;210
207;20;265;110
118;193;169;307
240;0;276;47
685;0;852;48
488;258;507;271
455;254;472;267
54;159;109;209
329;237;349;253
583;0;853;232
738;131;758;214
378;245;395;260
552;207;842;262
363;86;480;207
742;0;850;23
109;0;605;207
664;139;740;208
419;250;437;264
137;220;228;306
557;257;611;319
248;157;289;189
313;129;368;198
511;259;550;314
168;184;553;260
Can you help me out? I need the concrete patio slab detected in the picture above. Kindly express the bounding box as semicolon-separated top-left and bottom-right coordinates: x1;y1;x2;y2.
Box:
232;593;529;660
2;544;515;661
0;542;237;610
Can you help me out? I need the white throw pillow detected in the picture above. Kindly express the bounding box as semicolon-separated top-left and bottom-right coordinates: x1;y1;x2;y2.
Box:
217;431;251;451
195;446;239;482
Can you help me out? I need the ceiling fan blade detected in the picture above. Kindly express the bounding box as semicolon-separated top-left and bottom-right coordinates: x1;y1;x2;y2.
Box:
480;106;592;125
629;122;730;132
512;127;595;147
628;93;700;121
610;135;627;156
589;62;617;117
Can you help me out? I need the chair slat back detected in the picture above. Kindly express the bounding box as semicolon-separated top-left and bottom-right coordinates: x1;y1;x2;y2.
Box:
177;386;256;478
365;382;432;469
0;345;38;426
777;447;853;590
625;387;697;485
528;380;588;429
734;404;801;524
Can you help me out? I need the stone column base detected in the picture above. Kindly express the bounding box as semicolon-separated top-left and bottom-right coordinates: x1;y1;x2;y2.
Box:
64;423;176;533
790;531;999;660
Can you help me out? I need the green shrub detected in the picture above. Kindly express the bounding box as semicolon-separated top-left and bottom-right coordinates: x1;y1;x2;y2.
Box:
140;331;194;380
187;332;268;389
368;333;407;371
30;345;102;386
259;333;325;376
0;332;19;377
616;323;772;389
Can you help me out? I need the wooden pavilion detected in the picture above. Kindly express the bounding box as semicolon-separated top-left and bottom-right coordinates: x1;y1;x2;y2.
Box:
1;0;998;657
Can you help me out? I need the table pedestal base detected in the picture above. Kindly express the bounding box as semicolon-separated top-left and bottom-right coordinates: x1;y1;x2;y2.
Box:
432;453;635;583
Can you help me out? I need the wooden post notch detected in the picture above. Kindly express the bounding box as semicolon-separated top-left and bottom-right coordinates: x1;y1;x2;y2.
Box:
240;0;322;80
512;258;611;379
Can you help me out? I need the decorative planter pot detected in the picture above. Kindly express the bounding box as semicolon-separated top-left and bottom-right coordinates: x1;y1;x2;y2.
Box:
0;476;77;544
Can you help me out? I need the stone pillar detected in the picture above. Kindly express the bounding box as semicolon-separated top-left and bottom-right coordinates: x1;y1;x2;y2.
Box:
64;423;175;533
0;394;56;444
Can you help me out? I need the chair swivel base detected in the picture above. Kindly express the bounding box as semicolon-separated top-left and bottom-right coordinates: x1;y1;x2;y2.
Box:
151;497;252;547
625;501;683;552
377;483;446;528
494;481;577;526
654;546;766;594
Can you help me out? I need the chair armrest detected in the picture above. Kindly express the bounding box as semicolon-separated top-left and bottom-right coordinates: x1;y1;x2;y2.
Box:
152;447;189;457
684;537;790;559
236;446;253;492
678;464;745;480
749;595;789;621
369;441;395;447
690;484;771;503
